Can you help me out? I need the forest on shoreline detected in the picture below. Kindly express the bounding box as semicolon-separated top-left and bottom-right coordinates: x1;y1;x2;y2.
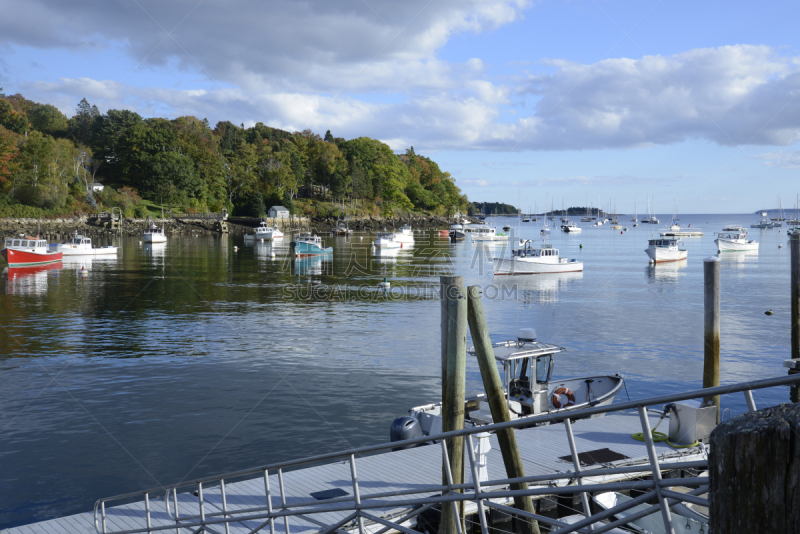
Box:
0;91;471;219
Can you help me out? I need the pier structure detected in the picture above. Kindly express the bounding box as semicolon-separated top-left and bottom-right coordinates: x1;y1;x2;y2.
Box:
7;374;800;534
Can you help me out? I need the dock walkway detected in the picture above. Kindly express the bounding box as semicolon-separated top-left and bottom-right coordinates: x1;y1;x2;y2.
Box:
5;411;704;534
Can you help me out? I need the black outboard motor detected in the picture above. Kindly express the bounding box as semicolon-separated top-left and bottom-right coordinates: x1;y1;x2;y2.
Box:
390;416;423;449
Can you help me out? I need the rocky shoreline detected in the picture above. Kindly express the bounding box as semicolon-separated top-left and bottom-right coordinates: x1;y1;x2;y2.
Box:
0;214;463;242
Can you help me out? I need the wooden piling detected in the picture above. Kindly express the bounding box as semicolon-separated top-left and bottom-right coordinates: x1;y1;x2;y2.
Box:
791;234;800;402
466;285;540;534
440;276;467;534
703;256;720;420
709;402;800;532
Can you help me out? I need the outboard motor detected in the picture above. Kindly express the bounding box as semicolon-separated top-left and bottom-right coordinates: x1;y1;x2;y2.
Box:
390;416;423;449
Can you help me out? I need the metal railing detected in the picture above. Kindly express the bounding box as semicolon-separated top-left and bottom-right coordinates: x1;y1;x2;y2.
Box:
173;210;228;221
93;374;800;534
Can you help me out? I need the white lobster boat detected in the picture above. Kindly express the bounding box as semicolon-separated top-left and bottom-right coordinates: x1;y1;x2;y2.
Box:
561;221;582;233
390;329;623;440
49;232;118;256
471;227;509;241
715;231;758;252
245;221;283;241
373;232;402;249
142;223;166;243
395;225;414;243
494;241;583;275
645;237;687;263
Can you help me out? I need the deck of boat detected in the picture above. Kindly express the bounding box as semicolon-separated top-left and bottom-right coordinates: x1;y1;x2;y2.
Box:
4;411;705;534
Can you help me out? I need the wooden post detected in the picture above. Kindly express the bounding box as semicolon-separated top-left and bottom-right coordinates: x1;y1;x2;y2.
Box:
789;234;800;402
466;286;541;534
440;276;467;534
703;256;721;421
709;402;800;532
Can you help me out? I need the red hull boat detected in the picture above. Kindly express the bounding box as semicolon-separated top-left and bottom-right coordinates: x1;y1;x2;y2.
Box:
2;236;63;266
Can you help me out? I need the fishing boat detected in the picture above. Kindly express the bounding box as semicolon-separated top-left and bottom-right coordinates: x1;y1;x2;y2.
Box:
245;220;283;241
751;215;773;229
645;237;688;263
449;223;466;241
715;231;758;252
142;222;167;243
594;490;707;534
391;329;623;439
49;232;118;256
722;224;744;231
2;236;63;266
332;221;352;236
561;221;582;233
471;227;508;241
395;224;414;243
290;233;332;257
494;241;583;275
373;232;402;249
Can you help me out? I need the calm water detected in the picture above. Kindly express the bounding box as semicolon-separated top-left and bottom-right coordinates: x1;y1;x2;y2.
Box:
0;214;794;528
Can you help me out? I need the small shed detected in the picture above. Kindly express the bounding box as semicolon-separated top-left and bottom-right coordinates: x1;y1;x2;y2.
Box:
268;206;290;219
90;183;105;193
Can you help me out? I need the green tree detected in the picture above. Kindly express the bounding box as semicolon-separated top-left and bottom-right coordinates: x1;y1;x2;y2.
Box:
0;99;29;134
30;104;69;136
0;126;21;187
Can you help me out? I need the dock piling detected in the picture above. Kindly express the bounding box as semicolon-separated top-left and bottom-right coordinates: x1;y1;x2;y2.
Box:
790;234;800;402
703;256;721;419
466;285;540;534
440;276;467;534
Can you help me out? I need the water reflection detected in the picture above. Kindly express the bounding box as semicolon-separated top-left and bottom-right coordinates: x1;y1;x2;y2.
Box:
291;255;332;275
4;263;62;295
494;271;583;305
718;250;759;269
143;242;166;262
646;259;688;283
61;255;119;272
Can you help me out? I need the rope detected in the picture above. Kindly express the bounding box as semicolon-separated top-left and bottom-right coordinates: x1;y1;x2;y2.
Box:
631;406;700;449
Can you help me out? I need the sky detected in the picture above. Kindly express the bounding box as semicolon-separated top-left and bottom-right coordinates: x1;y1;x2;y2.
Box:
2;0;800;214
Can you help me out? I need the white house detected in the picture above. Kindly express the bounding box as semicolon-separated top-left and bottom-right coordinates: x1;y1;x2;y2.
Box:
268;206;290;219
90;183;105;193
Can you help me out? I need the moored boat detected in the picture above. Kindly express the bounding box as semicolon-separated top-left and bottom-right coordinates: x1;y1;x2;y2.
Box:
471;226;508;241
715;231;758;252
143;223;167;243
373;232;402;249
645;237;687;263
245;220;283;241
561;221;582;233
390;329;623;440
2;236;63;266
290;233;332;257
49;232;118;256
395;225;414;243
494;240;583;275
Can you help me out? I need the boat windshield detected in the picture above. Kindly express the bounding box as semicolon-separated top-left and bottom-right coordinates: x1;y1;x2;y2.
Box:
536;355;553;383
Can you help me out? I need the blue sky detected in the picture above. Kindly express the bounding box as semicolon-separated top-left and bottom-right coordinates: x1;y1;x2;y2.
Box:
2;0;800;213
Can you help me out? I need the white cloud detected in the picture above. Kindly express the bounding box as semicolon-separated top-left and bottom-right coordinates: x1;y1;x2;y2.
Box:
752;150;800;169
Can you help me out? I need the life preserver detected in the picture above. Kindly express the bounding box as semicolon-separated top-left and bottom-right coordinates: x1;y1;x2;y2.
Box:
552;387;576;409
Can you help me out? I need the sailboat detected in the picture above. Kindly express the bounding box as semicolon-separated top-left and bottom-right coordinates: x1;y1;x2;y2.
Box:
541;194;551;235
522;198;530;222
610;201;623;229
788;195;800;225
642;195;659;224
771;196;785;227
581;194;593;222
631;197;638;222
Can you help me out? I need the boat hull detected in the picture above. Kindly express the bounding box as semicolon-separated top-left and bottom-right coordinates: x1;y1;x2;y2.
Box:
2;248;63;266
52;245;118;256
143;233;166;243
291;241;332;257
493;257;583;275
715;238;758;252
645;247;688;263
374;238;401;249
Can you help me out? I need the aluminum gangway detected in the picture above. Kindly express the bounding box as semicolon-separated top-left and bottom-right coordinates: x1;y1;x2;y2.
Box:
78;374;798;534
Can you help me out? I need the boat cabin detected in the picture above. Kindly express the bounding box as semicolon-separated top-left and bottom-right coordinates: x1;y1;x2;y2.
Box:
4;237;48;251
473;227;495;235
468;330;565;416
144;223;164;235
68;235;92;247
648;238;679;248
295;232;322;244
375;232;398;239
513;241;559;258
715;232;747;241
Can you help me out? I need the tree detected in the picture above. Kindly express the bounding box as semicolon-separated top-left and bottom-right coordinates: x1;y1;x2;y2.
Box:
30;104;69;136
0;126;21;186
72;98;100;143
0;99;29;134
324;129;334;143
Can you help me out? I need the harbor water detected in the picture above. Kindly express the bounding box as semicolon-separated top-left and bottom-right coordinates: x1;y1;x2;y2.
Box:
0;213;793;529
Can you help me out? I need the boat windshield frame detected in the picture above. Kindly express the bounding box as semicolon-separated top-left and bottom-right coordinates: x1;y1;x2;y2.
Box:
468;340;566;362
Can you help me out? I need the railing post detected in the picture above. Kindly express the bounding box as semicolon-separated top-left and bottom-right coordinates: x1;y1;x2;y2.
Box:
349;454;365;534
790;233;800;402
279;468;290;534
172;488;180;534
744;390;757;412
637;407;675;534
220;479;231;534
440;438;464;534
466;435;489;534
564;418;593;529
197;482;206;527
145;493;151;531
101;501;107;534
264;469;276;534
